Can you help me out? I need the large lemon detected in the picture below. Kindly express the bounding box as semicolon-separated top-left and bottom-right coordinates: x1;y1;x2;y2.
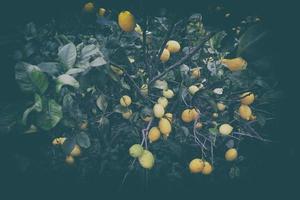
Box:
129;144;144;158
239;104;252;120
160;49;170;63
138;150;155;169
166;40;181;53
219;124;233;135
222;57;247;72
148;127;161;143
157;97;168;108
153;104;165;118
159;117;172;137
202;161;213;175
189;158;204;173
240;92;255;105
118;11;136;32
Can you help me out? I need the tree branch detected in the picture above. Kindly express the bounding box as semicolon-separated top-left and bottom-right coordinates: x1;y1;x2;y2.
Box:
149;32;216;85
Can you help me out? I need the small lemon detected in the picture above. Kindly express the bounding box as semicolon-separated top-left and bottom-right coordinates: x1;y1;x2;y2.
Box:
225;148;238;161
83;2;94;12
148;127;161;143
120;95;132;107
222;57;247;72
195;122;203;129
160;49;170;63
240;92;255;105
202;161;213;175
181;109;193;123
122;109;133;119
219;124;233;135
212;112;218;118
118;11;136;32
239;104;252;120
159;117;172;137
98;8;106;16
217;102;226;111
138;150;155;169
189;158;204;173
157;97;168;108
188;85;200;95
129;144;144;158
191;67;201;78
162;89;174;99
166;40;181;53
153;103;165;118
70;145;81;157
65;155;75;165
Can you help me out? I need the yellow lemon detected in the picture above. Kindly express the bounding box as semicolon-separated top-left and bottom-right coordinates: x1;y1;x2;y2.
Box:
162;89;174;99
240;92;255;105
122;109;133;119
157;97;168;108
70;145;81;157
83;2;94;12
239;104;252;120
219;124;233;135
65;155;75;165
120;95;132;107
148;127;161;143
98;8;106;16
138;150;155;169
140;84;148;96
188;85;200;95
181;109;193;123
166;40;181;53
222;57;247;72
129;144;144;158
164;113;173;123
159;117;172;137
118;11;136;32
225;148;238;161
153;103;165;118
160;49;170;63
202;161;213;175
191;67;201;78
189;158;204;173
217;102;226;111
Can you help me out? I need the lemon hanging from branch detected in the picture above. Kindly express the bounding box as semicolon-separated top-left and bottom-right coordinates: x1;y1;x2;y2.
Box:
118;11;136;32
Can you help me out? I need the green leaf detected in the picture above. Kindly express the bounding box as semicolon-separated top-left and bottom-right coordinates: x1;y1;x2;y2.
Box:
37;62;61;76
15;62;49;94
209;127;218;135
36;99;63;131
96;95;108;112
22;94;42;125
56;74;80;93
58;43;77;69
76;133;91;148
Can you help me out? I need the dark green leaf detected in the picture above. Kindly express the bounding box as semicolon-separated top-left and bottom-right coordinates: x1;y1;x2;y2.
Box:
76;133;91;148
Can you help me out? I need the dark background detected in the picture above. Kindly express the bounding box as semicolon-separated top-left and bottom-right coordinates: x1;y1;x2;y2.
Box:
0;0;299;199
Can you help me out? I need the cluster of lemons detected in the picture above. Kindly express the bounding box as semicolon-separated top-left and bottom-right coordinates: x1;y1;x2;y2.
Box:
52;137;82;165
119;95;133;119
129;144;155;169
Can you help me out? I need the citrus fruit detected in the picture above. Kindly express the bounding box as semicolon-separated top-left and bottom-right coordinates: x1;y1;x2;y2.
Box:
138;150;155;169
148;127;161;143
225;148;238;161
166;40;181;53
118;11;136;32
153;103;165;118
189;158;204;173
120;95;132;107
219;124;233;135
129;144;144;158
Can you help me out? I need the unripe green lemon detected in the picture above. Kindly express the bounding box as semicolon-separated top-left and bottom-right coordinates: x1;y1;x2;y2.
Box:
153;104;165;118
129;144;144;158
138;150;155;169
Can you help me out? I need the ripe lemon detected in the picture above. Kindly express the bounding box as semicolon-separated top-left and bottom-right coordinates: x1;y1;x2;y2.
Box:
188;85;200;95
118;11;136;32
189;158;204;173
202;161;213;175
162;89;174;99
217;102;226;111
160;49;170;63
138;150;155;169
239;104;252;120
225;148;238;161
159;117;172;137
240;92;255;105
166;40;181;53
140;84;148;96
157;97;168;108
65;155;75;165
70;145;81;157
129;144;144;158
222;57;247;72
153;103;165;118
98;8;106;16
148;127;161;143
165;113;173;123
83;2;94;12
191;67;201;78
122;109;133;119
120;95;132;107
134;24;143;34
219;124;233;135
181;109;193;123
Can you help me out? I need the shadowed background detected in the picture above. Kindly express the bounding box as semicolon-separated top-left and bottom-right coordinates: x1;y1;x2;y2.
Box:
0;0;298;198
